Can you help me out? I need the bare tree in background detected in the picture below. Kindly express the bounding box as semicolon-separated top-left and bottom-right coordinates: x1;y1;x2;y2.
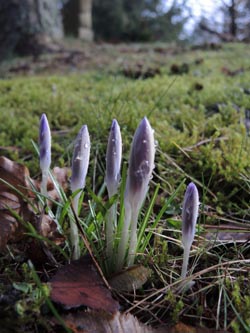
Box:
198;0;250;42
0;0;63;60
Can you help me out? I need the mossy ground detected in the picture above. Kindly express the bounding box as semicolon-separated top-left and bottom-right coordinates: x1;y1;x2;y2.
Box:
0;42;250;332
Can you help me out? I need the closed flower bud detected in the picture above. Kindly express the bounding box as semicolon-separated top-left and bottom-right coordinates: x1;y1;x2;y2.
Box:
126;116;155;212
39;113;51;173
181;182;199;279
70;125;90;260
71;125;90;194
182;182;199;249
105;119;122;197
117;117;155;270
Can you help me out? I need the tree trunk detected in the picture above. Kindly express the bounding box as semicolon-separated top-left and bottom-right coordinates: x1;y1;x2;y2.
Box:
228;0;237;37
78;0;93;41
0;0;63;60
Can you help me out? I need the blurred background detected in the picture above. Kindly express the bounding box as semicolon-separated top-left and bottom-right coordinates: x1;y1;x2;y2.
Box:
0;0;249;60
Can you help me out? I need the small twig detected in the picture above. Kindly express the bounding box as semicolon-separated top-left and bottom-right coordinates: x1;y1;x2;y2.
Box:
183;136;228;152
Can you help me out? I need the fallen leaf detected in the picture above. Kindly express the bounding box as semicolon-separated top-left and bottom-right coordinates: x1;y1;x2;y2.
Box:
170;63;189;75
62;310;163;333
109;265;151;292
122;64;161;79
50;166;70;193
50;255;119;313
0;156;35;249
0;157;68;250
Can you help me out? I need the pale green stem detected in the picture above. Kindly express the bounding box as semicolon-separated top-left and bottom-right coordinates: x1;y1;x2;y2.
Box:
106;203;117;265
41;170;49;199
70;194;81;260
116;201;131;272
126;209;140;267
181;244;191;279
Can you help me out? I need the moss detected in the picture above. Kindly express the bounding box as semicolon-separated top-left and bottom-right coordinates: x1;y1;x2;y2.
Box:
0;43;250;217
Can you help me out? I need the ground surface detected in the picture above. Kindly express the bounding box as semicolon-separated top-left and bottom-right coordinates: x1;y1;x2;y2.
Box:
0;41;250;332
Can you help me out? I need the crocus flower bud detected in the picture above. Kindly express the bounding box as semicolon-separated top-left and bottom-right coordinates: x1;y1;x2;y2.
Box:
71;125;90;195
105;120;122;265
105;119;122;197
117;117;155;270
126;116;155;214
39;113;51;173
182;182;199;249
70;125;90;260
181;182;199;279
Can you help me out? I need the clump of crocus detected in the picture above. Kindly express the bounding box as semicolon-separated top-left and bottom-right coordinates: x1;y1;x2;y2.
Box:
105;119;122;262
70;125;90;260
117;117;155;270
39;113;51;198
181;182;199;279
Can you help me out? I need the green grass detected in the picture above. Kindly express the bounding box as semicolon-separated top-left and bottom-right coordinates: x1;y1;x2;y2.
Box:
1;42;250;332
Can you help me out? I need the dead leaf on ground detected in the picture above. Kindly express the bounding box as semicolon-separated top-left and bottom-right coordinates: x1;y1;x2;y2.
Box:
0;156;69;250
109;265;151;292
50;255;119;313
122;63;161;79
62;310;164;333
0;156;36;249
51;166;70;191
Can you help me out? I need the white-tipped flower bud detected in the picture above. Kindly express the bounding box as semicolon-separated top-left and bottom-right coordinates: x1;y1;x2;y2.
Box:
117;117;155;270
39;113;51;173
181;182;199;279
71;125;90;194
182;182;199;249
105;119;122;198
126;116;155;212
70;125;90;260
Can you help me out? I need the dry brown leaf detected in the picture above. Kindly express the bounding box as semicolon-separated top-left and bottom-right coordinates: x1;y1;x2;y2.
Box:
0;157;68;250
62;310;162;333
109;265;151;292
50;255;119;313
0;156;35;249
52;166;70;191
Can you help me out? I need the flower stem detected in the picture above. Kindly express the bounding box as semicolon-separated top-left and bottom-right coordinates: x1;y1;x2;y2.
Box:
106;202;117;265
116;200;131;272
127;209;139;267
70;195;80;260
181;244;191;279
41;170;49;203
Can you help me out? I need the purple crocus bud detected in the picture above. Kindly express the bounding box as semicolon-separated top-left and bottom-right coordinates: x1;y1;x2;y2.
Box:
105;119;122;265
105;119;122;197
117;117;155;270
181;182;199;279
71;125;90;195
70;125;90;260
126;116;155;213
182;182;199;249
39;113;51;173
